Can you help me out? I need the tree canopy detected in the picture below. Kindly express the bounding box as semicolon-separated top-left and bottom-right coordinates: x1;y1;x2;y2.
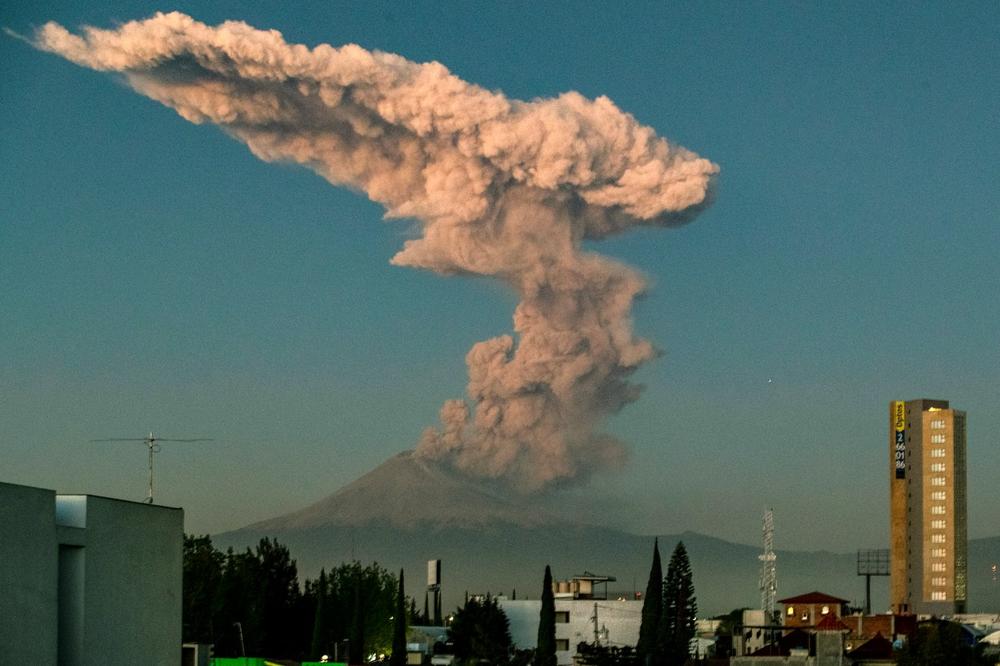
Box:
448;595;513;665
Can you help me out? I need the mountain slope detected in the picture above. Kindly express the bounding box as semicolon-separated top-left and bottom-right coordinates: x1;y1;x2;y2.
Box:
215;452;1000;616
245;450;561;531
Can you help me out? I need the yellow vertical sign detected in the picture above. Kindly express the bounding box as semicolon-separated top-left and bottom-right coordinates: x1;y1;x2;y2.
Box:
894;401;906;431
894;400;906;478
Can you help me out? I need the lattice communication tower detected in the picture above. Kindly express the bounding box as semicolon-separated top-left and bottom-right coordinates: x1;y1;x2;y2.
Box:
759;508;777;621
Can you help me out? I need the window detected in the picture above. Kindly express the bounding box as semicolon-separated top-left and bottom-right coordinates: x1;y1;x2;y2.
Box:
932;562;947;572
555;611;570;623
931;533;946;544
931;591;947;601
932;548;946;557
555;640;570;652
931;477;946;486
930;463;946;472
931;433;946;443
787;606;795;616
931;519;947;529
931;505;945;515
932;577;947;586
931;419;946;429
820;605;830;615
931;491;947;500
930;448;946;458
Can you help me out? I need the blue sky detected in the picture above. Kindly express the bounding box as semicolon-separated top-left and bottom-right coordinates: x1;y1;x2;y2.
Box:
2;1;998;550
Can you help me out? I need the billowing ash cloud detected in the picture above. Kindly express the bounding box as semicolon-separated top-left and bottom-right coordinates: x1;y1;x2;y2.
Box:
32;12;718;491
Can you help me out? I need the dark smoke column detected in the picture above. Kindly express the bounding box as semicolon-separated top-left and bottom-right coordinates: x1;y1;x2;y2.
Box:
31;12;719;490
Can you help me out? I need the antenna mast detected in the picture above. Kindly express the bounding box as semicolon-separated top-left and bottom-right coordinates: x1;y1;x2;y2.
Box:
759;508;777;622
90;432;212;503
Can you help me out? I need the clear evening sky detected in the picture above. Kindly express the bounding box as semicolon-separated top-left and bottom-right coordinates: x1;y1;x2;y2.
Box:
2;1;998;550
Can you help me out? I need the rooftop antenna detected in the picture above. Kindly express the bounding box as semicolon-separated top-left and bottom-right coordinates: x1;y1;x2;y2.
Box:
90;432;212;503
759;508;777;623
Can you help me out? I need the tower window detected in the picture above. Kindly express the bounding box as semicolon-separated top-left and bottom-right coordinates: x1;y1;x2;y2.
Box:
931;491;947;500
931;534;946;544
931;505;945;515
931;419;946;429
931;591;947;601
931;520;946;529
930;477;946;486
931;548;946;557
931;448;946;458
931;463;946;472
931;434;946;443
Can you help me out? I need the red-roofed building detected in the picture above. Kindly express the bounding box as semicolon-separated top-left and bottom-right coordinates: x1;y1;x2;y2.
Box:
778;591;850;630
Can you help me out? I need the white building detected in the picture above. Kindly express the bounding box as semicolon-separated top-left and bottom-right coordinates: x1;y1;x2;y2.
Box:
0;481;183;665
499;573;643;665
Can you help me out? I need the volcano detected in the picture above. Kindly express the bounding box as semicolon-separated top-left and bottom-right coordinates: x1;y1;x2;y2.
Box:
214;452;1000;616
244;450;561;532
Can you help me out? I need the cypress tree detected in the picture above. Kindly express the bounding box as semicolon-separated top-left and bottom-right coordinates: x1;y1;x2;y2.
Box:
424;591;430;625
390;569;407;666
536;565;557;666
636;538;663;665
310;569;329;659
659;541;697;666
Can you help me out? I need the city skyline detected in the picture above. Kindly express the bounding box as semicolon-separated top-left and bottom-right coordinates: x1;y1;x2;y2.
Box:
2;2;999;550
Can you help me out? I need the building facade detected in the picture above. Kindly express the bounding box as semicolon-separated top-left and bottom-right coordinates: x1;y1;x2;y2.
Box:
889;399;968;615
0;482;183;665
499;573;643;665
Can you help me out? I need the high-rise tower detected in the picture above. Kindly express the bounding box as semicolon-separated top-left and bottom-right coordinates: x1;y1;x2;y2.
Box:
889;399;967;615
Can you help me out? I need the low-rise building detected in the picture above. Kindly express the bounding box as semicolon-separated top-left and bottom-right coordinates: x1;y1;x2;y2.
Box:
499;573;643;665
779;591;850;630
0;481;183;665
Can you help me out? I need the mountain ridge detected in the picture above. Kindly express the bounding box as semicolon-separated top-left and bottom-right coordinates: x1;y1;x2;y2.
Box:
216;452;1000;616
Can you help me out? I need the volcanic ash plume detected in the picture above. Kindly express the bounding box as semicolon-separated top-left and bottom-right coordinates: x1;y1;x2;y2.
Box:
32;12;718;490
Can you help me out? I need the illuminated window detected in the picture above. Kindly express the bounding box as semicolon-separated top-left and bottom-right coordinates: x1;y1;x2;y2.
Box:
931;477;946;486
932;577;947;586
930;449;946;458
931;419;946;429
932;548;946;557
931;533;946;544
787;606;795;616
931;519;946;529
931;434;946;443
821;605;830;615
931;491;947;500
930;463;946;472
931;505;945;515
932;562;946;572
931;591;947;601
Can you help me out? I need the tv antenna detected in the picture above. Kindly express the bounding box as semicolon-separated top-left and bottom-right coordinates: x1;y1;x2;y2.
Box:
90;432;212;504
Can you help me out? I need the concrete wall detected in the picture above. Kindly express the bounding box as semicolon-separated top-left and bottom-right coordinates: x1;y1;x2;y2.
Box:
0;483;182;665
80;495;183;666
0;482;59;663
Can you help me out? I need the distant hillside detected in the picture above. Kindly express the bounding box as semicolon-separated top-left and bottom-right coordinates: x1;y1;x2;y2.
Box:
214;451;1000;617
